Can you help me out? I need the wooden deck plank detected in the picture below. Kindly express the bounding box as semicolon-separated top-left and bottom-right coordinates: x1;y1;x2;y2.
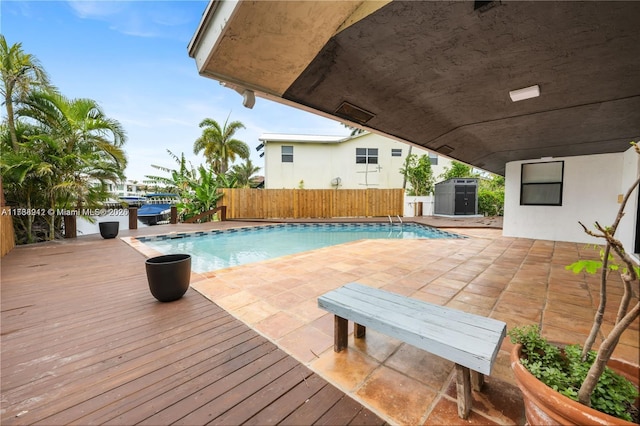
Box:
209;364;315;425
1;234;386;425
173;356;302;425
243;373;330;425
279;383;346;425
68;333;264;425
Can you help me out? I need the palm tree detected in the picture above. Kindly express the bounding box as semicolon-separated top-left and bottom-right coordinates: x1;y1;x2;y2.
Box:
0;35;52;150
193;116;249;174
0;122;54;242
144;149;194;195
341;123;365;137
17;91;127;237
229;159;261;188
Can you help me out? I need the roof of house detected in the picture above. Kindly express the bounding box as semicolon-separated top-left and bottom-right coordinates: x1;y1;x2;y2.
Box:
258;133;348;144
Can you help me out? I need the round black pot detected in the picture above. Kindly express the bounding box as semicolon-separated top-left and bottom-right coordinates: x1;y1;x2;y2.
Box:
99;221;119;239
145;254;191;302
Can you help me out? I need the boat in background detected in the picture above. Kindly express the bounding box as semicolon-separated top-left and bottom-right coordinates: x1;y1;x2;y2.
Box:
119;195;146;207
137;193;179;225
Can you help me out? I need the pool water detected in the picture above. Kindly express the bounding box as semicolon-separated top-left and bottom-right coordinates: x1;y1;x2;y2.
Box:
138;223;463;273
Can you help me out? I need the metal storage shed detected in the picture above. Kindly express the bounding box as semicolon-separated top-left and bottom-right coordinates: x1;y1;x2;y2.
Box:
434;178;479;216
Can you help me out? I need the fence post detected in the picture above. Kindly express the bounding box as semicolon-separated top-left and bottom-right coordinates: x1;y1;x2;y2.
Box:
170;206;178;224
128;207;138;229
64;215;77;238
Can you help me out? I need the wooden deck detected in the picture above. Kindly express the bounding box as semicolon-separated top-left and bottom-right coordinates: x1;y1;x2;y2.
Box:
1;235;386;425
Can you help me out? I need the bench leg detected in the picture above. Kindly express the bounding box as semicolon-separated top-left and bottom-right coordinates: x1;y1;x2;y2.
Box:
354;323;366;339
455;364;472;419
471;371;484;391
334;316;348;352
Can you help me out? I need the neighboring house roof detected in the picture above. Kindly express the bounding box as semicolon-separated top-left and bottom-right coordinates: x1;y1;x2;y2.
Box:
259;134;348;144
189;1;640;176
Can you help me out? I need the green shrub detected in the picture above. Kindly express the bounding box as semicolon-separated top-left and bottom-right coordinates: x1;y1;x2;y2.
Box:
509;325;638;421
478;187;504;216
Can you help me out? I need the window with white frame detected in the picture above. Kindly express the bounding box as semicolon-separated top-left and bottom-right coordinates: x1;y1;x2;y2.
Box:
520;161;564;206
356;148;378;164
281;146;293;163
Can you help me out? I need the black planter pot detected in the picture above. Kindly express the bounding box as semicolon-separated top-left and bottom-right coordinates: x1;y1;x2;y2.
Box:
99;221;119;239
145;254;191;302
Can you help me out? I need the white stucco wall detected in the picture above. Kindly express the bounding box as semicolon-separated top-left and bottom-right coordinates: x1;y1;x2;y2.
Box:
263;133;450;190
503;148;638;255
403;195;434;217
618;146;640;255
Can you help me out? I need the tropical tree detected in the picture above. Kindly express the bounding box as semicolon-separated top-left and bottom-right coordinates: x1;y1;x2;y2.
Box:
0;122;54;242
229;158;261;188
342;123;365;137
145;151;228;222
399;154;434;196
145;149;194;194
16;91;127;238
0;35;53;150
440;160;475;180
179;165;225;221
193;116;249;174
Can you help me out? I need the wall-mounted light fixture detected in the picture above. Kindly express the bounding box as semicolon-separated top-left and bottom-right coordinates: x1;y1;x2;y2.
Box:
509;85;540;102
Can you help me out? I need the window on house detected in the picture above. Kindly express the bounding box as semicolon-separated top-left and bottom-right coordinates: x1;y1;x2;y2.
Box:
391;148;402;157
281;146;293;163
356;148;378;164
429;153;439;165
520;161;564;206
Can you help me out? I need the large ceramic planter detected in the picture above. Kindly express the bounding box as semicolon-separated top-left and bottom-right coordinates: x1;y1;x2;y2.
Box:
145;254;191;302
99;221;119;239
511;343;638;425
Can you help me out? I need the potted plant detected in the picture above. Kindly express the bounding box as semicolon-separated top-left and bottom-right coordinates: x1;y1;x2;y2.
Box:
509;143;640;424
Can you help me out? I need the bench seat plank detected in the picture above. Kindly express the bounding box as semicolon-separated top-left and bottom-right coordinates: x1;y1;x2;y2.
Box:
317;283;506;376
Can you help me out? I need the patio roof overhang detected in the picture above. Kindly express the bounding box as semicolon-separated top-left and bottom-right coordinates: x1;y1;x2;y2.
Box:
188;0;640;175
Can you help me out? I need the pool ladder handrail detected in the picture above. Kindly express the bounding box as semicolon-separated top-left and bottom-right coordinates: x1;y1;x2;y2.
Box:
387;215;404;228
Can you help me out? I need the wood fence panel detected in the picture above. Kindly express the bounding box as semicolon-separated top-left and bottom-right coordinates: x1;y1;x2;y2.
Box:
1;176;15;257
216;189;403;220
1;209;15;257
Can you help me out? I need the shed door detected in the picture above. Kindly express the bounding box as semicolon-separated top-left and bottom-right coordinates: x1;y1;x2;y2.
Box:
454;185;476;215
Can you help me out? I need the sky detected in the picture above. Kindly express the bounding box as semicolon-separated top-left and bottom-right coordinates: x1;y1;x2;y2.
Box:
1;0;350;182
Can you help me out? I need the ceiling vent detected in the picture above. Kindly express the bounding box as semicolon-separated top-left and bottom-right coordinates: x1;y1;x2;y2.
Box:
436;145;455;155
474;1;500;13
335;102;375;124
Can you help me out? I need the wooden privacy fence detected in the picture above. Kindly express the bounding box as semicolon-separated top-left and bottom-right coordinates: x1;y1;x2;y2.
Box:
219;188;404;219
1;177;16;257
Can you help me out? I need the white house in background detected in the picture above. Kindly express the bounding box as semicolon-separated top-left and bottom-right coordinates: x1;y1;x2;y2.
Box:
106;180;148;198
503;146;639;257
258;132;451;190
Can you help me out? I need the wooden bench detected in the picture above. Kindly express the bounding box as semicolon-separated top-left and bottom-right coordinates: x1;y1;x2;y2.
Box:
317;282;507;419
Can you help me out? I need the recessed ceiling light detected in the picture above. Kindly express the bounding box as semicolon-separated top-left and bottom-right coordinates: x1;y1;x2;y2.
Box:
509;85;540;102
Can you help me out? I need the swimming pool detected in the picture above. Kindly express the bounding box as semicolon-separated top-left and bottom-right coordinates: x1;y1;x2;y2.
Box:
138;223;463;273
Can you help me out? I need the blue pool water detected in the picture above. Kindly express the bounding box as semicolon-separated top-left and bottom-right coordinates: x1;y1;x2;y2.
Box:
139;223;463;273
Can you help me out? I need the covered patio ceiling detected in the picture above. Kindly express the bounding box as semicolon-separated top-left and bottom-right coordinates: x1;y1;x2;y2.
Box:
188;1;640;175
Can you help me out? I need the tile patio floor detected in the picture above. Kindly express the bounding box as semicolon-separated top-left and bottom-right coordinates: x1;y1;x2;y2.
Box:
125;221;639;425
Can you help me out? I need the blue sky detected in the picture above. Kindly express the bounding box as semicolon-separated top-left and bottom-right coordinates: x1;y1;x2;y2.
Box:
1;1;349;182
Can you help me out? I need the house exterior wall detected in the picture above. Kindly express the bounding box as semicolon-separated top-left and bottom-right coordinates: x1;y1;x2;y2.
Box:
619;146;640;255
503;147;639;257
263;133;450;190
